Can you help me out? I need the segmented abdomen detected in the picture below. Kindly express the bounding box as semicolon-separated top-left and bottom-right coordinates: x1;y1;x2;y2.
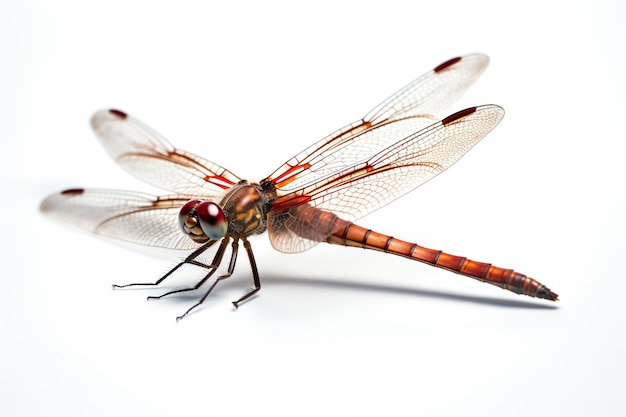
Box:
327;223;558;301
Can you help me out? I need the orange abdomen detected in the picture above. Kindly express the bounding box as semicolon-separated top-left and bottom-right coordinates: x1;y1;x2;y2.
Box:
327;223;558;301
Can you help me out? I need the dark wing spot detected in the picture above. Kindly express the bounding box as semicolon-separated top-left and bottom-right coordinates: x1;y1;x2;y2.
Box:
61;188;85;195
108;109;128;119
433;56;462;73
442;107;476;126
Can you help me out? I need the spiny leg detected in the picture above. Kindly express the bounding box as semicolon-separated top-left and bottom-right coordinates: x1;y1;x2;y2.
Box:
148;237;230;301
176;238;240;321
112;240;219;289
232;239;261;308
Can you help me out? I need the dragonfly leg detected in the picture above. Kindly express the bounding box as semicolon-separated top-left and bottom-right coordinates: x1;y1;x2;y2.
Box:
176;238;240;321
112;240;219;289
148;238;230;301
232;239;261;308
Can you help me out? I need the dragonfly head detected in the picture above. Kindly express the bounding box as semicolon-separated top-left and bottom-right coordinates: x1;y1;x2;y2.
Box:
179;200;228;243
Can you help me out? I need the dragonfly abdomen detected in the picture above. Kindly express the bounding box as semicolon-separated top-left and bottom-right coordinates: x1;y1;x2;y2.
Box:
327;223;558;301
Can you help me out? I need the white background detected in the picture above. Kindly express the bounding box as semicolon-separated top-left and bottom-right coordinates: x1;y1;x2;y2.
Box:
2;1;625;416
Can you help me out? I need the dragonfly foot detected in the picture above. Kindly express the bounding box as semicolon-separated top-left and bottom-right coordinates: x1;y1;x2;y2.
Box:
147;295;163;301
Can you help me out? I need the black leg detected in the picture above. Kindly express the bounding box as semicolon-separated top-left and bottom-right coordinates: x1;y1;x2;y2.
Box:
148;238;230;300
176;239;241;321
112;240;219;289
232;239;261;308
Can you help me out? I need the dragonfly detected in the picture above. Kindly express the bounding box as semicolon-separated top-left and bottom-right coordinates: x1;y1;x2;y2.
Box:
40;53;558;320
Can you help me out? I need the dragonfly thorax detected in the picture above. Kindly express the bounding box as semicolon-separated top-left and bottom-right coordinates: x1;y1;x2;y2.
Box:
178;183;270;244
218;181;270;238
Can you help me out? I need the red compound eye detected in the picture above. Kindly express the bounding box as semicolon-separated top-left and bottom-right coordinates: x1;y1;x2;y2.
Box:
196;201;228;239
178;200;202;235
178;200;209;243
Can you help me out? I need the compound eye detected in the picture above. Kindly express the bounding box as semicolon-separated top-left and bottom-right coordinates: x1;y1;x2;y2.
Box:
179;200;201;226
179;200;209;243
196;201;228;239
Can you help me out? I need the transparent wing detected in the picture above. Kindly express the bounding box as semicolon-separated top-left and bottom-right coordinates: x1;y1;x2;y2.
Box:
267;105;505;253
40;188;203;250
265;54;490;191
91;109;241;195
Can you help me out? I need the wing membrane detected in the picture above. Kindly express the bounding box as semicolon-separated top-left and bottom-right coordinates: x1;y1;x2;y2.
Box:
40;188;202;250
267;105;505;253
91;109;241;195
266;54;490;191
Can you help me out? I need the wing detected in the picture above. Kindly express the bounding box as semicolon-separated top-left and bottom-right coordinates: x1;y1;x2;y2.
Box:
40;188;203;250
264;54;490;191
267;105;505;253
91;109;241;196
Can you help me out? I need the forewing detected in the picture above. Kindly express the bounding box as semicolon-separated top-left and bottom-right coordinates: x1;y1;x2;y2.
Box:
40;188;202;250
267;105;505;253
91;109;240;195
265;54;490;191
